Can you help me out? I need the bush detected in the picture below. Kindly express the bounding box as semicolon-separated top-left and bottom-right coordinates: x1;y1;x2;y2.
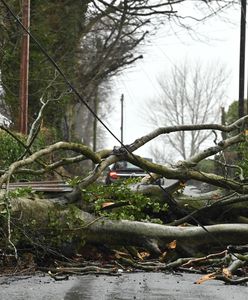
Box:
0;129;55;180
0;130;26;169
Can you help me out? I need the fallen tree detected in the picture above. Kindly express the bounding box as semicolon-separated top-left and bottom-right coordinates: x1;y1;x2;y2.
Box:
1;116;248;284
3;194;248;284
11;196;248;255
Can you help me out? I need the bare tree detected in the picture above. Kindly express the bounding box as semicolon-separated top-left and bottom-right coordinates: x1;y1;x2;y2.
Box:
66;0;235;150
145;60;229;160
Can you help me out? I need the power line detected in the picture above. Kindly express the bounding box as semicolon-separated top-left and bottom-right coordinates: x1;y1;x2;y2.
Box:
0;0;233;250
0;0;181;210
1;0;169;185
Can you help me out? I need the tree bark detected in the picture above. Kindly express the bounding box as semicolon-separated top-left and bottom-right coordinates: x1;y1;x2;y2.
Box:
8;196;248;257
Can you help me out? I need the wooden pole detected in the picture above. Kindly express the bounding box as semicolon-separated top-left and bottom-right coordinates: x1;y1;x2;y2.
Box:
93;92;98;152
19;0;30;135
239;0;246;119
120;94;124;143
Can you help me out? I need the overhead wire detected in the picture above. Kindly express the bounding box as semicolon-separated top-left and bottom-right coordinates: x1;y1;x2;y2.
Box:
0;0;181;211
0;1;161;178
0;0;235;252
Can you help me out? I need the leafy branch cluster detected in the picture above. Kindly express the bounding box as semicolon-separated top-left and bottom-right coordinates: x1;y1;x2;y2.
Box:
82;180;168;223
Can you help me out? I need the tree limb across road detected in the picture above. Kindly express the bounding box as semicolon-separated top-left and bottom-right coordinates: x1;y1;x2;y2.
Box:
1;116;248;284
0;116;248;194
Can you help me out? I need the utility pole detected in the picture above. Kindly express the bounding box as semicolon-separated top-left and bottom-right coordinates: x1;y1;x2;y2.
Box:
93;91;98;153
221;107;227;140
239;0;246;119
120;94;124;143
19;0;30;135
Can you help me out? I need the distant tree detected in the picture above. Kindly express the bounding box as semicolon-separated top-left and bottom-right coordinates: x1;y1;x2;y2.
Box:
145;60;229;160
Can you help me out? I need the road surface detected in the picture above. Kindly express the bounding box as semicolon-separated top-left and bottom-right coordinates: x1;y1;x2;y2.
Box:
1;272;247;299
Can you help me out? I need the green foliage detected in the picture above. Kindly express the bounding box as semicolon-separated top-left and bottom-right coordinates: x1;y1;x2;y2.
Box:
7;187;34;198
0;174;86;255
82;180;168;224
0;129;55;180
67;176;84;188
197;159;215;174
0;188;33;236
223;100;248;177
237;141;248;178
0;194;11;217
1;204;85;256
44;205;85;249
225;100;248;125
0;130;25;169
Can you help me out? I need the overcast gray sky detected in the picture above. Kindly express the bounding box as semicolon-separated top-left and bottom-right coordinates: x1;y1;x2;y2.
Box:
106;5;241;158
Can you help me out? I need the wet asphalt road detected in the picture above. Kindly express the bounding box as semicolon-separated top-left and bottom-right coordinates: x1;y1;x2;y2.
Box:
1;272;247;300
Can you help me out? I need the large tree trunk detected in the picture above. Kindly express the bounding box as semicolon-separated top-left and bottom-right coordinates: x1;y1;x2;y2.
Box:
9;196;248;257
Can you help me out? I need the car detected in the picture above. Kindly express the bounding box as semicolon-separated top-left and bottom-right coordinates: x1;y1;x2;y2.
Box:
105;160;149;184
